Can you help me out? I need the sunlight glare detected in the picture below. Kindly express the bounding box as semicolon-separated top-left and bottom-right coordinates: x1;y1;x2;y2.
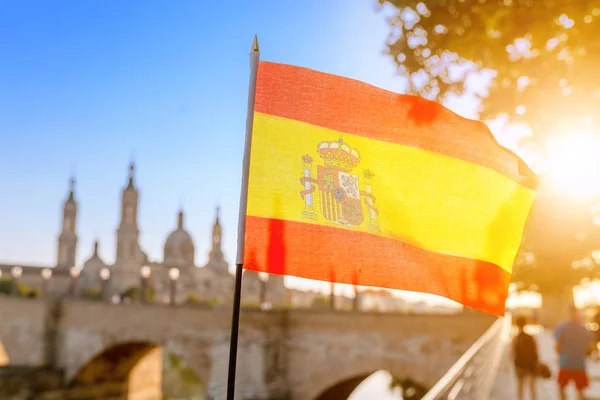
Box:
574;280;600;308
349;370;402;400
506;290;541;309
543;132;600;199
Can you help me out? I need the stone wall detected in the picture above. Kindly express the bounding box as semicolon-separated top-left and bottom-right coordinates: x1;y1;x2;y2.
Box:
0;296;48;366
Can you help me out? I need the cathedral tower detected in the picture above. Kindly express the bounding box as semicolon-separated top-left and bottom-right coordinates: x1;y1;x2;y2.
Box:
57;178;78;268
207;206;227;269
116;163;140;263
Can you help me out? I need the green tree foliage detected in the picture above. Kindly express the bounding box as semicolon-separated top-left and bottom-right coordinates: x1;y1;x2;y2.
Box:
81;287;102;300
378;0;600;135
185;294;220;307
185;293;201;304
121;286;155;303
162;352;205;400
0;278;37;297
379;0;600;296
0;278;12;295
243;299;261;308
310;295;332;309
23;287;40;298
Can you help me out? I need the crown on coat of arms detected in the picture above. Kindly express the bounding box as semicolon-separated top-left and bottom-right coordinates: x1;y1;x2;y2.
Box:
317;138;360;171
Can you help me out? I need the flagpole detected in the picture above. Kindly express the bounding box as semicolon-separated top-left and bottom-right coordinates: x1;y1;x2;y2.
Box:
227;34;260;400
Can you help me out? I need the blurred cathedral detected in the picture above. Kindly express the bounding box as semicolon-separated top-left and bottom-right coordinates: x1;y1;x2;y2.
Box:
0;163;286;306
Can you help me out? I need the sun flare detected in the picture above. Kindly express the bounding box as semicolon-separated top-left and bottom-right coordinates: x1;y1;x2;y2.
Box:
543;131;600;199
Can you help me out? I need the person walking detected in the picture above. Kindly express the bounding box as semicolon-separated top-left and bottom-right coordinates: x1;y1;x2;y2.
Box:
593;306;600;360
554;304;595;400
512;315;539;400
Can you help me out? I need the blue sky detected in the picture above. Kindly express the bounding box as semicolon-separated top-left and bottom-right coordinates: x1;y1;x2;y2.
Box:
0;0;488;298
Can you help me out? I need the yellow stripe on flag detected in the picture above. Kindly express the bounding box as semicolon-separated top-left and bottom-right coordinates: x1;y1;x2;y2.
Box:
247;112;535;273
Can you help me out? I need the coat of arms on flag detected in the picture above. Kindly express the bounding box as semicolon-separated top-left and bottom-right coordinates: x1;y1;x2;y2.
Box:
299;138;380;232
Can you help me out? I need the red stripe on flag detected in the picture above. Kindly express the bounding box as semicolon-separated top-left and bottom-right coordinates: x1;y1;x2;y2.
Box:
244;215;511;316
255;61;536;189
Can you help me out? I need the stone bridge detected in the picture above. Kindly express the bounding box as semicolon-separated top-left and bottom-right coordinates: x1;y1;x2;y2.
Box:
0;297;495;399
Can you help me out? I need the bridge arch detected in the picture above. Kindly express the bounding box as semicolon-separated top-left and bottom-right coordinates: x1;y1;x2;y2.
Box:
314;373;371;400
313;370;429;400
66;339;209;399
300;359;433;400
0;341;9;366
60;322;214;385
67;341;162;399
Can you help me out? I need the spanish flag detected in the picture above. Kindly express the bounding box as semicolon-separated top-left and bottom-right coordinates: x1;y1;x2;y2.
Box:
242;61;537;317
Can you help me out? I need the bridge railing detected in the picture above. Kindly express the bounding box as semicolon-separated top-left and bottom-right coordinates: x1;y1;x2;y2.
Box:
421;313;512;400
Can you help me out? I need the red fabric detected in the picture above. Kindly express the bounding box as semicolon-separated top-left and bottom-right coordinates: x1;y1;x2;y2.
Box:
244;215;510;316
558;369;589;390
255;61;537;189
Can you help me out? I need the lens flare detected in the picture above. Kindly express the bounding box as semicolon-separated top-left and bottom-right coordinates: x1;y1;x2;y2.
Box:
543;132;600;199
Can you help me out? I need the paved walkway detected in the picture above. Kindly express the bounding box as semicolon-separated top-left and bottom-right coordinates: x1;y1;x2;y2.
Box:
492;326;600;399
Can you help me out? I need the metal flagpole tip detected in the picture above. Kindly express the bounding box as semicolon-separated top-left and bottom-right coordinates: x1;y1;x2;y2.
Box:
251;34;259;52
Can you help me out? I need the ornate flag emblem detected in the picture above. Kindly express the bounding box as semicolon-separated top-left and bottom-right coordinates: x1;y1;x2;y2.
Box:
299;138;380;232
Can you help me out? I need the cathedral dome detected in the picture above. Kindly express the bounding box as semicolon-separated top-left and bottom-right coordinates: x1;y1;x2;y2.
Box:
83;241;107;269
82;241;107;289
163;211;195;266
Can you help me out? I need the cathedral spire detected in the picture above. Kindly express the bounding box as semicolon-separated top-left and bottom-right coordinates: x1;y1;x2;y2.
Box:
67;177;76;203
177;210;184;229
215;205;220;225
93;240;99;257
126;162;135;189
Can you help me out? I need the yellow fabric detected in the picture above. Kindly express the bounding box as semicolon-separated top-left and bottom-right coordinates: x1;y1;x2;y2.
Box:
247;112;535;273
